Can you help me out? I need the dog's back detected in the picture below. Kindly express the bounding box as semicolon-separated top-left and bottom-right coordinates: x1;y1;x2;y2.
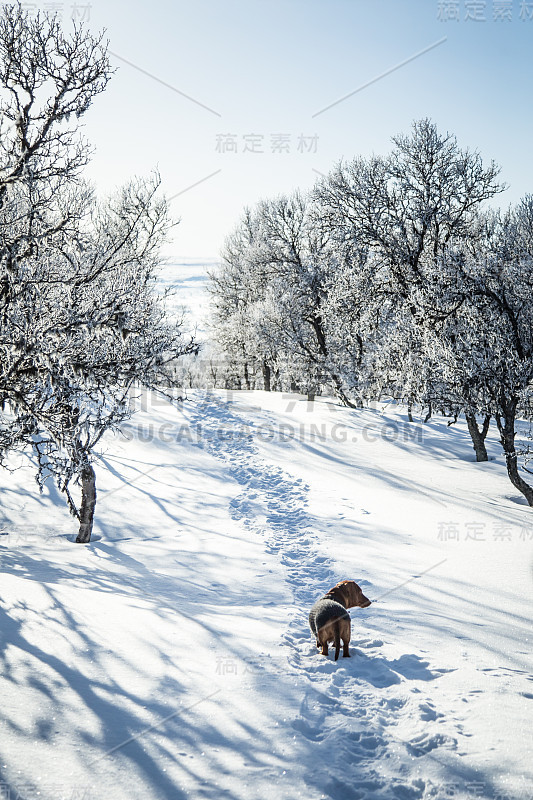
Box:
309;598;350;637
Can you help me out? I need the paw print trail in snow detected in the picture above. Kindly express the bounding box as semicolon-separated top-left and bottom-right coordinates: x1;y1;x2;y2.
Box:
190;393;478;800
192;393;337;609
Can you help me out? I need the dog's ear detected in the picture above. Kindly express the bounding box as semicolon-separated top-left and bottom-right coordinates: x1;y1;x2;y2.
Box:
347;580;364;607
336;580;354;606
350;582;361;607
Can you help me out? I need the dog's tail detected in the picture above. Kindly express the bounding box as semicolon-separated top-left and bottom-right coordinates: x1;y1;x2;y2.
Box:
334;620;341;661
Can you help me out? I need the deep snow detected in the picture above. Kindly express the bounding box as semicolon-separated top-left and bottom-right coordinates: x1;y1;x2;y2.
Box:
1;386;532;800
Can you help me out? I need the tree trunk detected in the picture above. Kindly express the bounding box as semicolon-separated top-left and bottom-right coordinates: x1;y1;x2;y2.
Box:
308;313;358;409
424;402;432;423
465;411;491;462
496;398;533;507
76;462;97;543
262;361;271;392
407;399;414;423
243;361;251;390
330;373;359;409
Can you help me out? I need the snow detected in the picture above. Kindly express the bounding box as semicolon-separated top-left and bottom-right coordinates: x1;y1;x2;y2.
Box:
1;384;532;800
0;257;531;800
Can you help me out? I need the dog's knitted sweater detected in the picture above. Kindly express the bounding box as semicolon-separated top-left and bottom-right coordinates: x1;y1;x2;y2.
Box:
308;597;350;637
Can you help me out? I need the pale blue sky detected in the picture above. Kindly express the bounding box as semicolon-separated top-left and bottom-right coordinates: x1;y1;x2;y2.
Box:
66;0;533;258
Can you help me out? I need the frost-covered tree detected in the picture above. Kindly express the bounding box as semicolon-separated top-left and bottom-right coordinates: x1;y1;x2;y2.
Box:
0;4;110;205
209;206;277;390
448;201;533;501
315;119;503;304
2;177;195;542
211;192;372;404
0;6;195;541
315;119;505;444
407;199;533;496
27;177;196;542
0;3;111;445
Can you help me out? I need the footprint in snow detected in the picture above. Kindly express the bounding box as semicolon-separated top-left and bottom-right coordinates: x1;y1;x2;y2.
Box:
344;731;384;753
291;717;325;742
407;732;457;756
379;696;407;711
418;701;444;721
323;776;370;800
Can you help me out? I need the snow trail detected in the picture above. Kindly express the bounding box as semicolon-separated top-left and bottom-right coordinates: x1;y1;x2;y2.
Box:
194;392;337;601
190;392;487;800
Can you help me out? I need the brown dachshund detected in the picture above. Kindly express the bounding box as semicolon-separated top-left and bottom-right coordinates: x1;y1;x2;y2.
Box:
309;580;371;661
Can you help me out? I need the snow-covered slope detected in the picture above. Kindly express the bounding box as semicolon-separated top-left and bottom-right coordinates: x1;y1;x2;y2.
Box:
0;389;532;800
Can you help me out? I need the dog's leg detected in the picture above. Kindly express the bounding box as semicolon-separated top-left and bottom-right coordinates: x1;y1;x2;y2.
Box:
321;643;328;656
341;619;351;657
334;620;341;661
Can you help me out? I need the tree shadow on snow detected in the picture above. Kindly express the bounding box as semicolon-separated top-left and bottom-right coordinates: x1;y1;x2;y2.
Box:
0;539;325;800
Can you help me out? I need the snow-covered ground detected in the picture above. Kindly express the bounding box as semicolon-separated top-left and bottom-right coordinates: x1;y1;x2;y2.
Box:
1;261;532;800
1;385;532;800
